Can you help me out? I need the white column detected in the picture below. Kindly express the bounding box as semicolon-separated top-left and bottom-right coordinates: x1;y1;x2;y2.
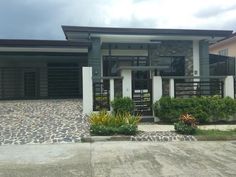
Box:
224;76;234;98
152;76;162;103
109;79;115;110
121;69;132;98
82;67;93;114
169;78;175;98
193;40;200;78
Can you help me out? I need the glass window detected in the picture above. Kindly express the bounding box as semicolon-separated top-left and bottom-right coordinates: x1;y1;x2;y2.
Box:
103;56;148;76
158;56;185;76
218;48;228;56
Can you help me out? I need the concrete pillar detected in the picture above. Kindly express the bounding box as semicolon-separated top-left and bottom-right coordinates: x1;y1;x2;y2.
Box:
152;76;162;103
121;69;132;98
109;79;114;110
193;40;200;87
224;76;234;98
169;78;175;98
193;40;200;77
82;67;93;114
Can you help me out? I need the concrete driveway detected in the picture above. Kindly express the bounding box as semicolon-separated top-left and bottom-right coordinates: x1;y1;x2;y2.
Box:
0;141;236;177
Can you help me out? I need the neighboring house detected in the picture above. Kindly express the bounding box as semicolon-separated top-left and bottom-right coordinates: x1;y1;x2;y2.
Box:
0;26;233;101
209;32;236;57
209;33;236;76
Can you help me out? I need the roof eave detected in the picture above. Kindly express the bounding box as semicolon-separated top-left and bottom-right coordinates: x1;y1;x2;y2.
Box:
62;25;233;38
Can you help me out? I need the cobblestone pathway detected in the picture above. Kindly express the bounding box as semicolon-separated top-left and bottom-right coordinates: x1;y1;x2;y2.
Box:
131;131;197;142
0;99;89;145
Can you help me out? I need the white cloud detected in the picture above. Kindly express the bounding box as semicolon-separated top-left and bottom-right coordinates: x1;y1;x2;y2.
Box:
0;0;235;39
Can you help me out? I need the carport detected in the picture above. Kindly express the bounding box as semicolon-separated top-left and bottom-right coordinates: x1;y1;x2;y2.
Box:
0;39;90;99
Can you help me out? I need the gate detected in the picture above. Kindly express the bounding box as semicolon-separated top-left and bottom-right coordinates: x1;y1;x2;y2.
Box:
132;78;152;116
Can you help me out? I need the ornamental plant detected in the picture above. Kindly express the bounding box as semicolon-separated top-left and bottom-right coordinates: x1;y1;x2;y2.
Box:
174;113;198;135
179;113;197;127
89;110;140;135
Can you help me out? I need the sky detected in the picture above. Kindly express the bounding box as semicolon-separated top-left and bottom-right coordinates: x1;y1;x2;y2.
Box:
0;0;236;40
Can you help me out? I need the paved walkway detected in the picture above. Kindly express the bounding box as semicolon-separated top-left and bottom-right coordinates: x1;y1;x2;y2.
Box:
0;99;89;145
0;141;235;177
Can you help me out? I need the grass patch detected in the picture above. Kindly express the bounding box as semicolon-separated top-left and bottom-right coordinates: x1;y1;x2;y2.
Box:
195;129;236;141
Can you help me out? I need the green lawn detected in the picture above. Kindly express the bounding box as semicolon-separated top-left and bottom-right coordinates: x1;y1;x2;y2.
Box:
195;129;236;141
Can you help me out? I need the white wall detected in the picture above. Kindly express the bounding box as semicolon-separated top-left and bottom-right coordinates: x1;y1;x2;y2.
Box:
121;69;132;98
82;67;93;114
193;40;200;77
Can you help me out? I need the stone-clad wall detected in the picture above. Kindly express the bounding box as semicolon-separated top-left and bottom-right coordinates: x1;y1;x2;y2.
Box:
149;40;193;76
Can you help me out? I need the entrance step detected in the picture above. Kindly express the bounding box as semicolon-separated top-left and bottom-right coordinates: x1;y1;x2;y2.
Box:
140;116;154;122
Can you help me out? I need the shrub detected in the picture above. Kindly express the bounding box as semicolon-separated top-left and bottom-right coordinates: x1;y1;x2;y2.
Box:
117;124;137;135
174;113;197;135
89;110;111;126
111;97;134;115
154;96;236;124
89;110;140;136
90;125;116;136
174;122;197;135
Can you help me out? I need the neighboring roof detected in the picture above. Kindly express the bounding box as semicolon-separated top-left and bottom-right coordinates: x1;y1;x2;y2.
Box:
62;25;233;38
209;32;236;49
0;39;91;48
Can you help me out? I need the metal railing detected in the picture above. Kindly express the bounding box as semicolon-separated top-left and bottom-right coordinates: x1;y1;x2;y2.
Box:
174;80;224;98
162;76;226;98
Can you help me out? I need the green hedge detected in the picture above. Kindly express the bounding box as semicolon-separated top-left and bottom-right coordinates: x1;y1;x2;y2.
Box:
90;124;137;135
154;96;236;123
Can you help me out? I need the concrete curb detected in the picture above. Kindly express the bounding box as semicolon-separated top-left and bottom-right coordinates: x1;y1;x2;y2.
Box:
195;135;236;141
81;136;131;142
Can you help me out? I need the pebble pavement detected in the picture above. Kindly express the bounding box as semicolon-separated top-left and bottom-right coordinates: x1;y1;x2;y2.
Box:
131;131;197;142
0;99;197;145
0;99;89;145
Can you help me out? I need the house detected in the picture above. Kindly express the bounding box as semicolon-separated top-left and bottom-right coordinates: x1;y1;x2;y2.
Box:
209;33;236;76
0;26;233;110
209;32;236;57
